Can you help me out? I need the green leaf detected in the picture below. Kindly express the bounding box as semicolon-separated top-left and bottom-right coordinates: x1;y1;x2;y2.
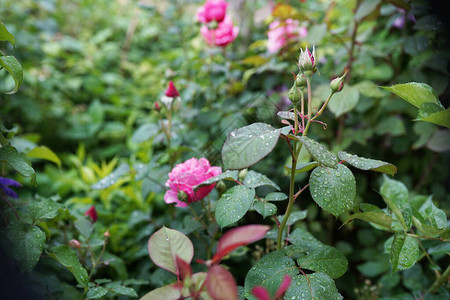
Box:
285;272;343;300
131;123;160;143
381;82;439;108
254;201;277;218
299;137;338;168
194;170;239;191
304;23;327;45
0;145;35;182
338;151;397;176
288;228;324;251
27;146;61;167
0;222;46;272
375;116;406;136
148;226;194;275
244;250;298;298
427;129;450;152
278;210;308;226
28;199;64;221
354;81;385;98
47;245;89;288
417;107;450;128
0;21;15;45
109;285;138;297
328;86;360;117
309;165;356;217
0;55;23;94
355;0;381;21
265;192;288;202
341;211;392;230
140;283;181;300
243;170;280;190
380;176;408;209
285;161;320;174
215;185;255;229
87;286;108;299
91;163;129;190
386;233;419;273
75;218;93;239
222;123;281;170
297;245;348;279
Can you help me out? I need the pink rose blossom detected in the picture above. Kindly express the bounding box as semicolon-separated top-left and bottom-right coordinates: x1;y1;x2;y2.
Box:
164;157;222;207
196;0;229;24
200;17;239;47
267;19;308;53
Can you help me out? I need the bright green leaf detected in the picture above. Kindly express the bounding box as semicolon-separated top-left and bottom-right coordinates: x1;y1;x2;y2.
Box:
309;165;356;217
47;245;89;288
243;170;280;190
91;163;129;190
215;185;255;228
27;146;61;168
297;245;348;279
299;137;338;168
338;151;397;176
148;226;194;275
222;123;281;170
0;21;15;45
0;55;23;94
381;82;439;108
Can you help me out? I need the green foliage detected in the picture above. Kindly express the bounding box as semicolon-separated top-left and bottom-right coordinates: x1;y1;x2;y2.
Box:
215;185;255;228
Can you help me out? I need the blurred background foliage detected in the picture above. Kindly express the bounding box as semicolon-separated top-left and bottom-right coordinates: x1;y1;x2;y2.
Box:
0;0;449;299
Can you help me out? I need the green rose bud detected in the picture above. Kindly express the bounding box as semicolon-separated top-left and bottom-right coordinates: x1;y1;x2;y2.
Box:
295;73;307;88
288;84;301;104
330;69;348;93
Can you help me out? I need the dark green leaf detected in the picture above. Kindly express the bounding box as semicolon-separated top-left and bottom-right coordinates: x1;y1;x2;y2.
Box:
427;129;450;152
131;123;160;143
215;185;255;228
0;222;45;272
87;286;108;299
243;170;280;190
47;245;89;288
341;211;392;230
299;137;338;168
0;21;15;45
110;285;137;297
75;218;93;239
265;192;288;202
338;151;397;176
297;246;348;279
285;272;343;300
254;201;277;218
0;145;35;182
0;55;23;94
288;228;324;251
381;82;439;108
309;165;356;217
28;199;64;221
278;210;308;226
222;123;281;170
380;176;408;209
355;0;381;21
385;233;419;273
194;170;239;191
285;161;320;174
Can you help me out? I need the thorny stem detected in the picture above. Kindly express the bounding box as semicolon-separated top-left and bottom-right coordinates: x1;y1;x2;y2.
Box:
300;88;305;131
88;236;109;280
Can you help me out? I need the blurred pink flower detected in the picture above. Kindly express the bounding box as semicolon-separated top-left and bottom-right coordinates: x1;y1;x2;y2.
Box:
267;19;307;53
164;157;222;207
196;0;229;24
85;206;98;222
200;17;239;47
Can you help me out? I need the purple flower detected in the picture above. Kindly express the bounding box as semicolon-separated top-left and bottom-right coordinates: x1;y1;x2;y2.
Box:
0;177;22;198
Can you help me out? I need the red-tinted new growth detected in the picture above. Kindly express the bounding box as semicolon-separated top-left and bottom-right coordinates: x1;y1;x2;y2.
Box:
273;275;292;299
165;81;180;98
206;265;238;300
85;205;98;222
251;286;271;300
175;256;192;281
212;225;270;264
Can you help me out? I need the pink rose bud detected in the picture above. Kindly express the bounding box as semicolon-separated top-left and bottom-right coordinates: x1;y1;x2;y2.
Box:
196;0;229;24
69;239;81;248
154;101;161;112
164;157;222;207
85;206;98;222
165;81;180;98
104;230;110;238
298;46;316;73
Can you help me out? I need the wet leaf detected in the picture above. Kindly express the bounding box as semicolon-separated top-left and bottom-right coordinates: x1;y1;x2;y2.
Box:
328;86;360;117
342;211;392;230
243;170;280;190
254;201;277;218
265;192;288;202
222;123;281;170
194;170;239;191
131;123;160;143
91;163;129;190
385;233;419;273
28;199;64;221
47;245;89;288
299;137;338;168
0;145;35;182
215;185;255;229
338;151;397;176
297;246;348;279
288;228;324;251
87;286;108;299
285;161;320;174
278;210;308;226
284;272;343;300
309;165;356;217
140;283;181;300
0;55;23;94
381;82;439;108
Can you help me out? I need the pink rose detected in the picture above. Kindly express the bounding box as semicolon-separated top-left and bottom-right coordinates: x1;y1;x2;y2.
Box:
164;157;222;207
267;19;308;53
196;0;229;24
200;17;239;47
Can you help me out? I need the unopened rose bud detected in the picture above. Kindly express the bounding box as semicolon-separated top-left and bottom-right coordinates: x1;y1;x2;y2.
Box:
177;191;189;203
104;230;110;238
299;46;315;73
295;73;307;88
238;168;248;181
154;101;161;112
330;69;348;93
216;180;227;195
165;81;180;98
85;206;98;222
288;84;301;104
69;239;81;248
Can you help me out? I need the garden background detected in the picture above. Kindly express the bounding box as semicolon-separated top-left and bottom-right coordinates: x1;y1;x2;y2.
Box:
0;0;449;299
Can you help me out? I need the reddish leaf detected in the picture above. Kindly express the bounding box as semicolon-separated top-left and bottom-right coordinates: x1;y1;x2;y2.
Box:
212;225;270;264
251;286;271;300
175;256;192;280
274;275;292;299
206;265;238;300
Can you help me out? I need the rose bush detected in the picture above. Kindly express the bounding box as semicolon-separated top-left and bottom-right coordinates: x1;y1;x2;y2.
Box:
267;19;307;53
164;157;222;207
200;16;239;47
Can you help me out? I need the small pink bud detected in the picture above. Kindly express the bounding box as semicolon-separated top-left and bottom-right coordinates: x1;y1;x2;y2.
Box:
164;81;180;98
298;46;316;73
154;101;161;112
104;230;110;238
68;239;81;248
84;206;98;222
